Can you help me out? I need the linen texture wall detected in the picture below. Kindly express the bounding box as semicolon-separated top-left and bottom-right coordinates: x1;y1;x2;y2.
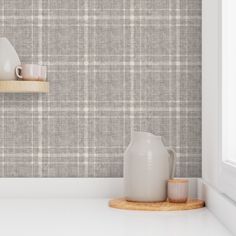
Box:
0;0;201;177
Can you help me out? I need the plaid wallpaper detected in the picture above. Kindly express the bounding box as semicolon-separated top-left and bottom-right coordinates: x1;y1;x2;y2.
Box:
0;0;201;177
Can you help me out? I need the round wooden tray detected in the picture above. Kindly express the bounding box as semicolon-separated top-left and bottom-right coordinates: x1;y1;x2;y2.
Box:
109;198;205;211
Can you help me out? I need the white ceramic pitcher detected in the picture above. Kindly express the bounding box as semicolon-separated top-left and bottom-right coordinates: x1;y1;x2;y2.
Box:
0;37;21;80
124;131;176;202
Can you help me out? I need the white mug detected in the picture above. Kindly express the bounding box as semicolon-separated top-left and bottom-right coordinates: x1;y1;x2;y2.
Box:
16;64;47;81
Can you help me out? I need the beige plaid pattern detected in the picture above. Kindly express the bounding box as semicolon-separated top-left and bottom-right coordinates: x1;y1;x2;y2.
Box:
0;0;201;177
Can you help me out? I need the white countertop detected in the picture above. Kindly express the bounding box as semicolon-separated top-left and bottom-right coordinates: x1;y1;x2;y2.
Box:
0;199;232;236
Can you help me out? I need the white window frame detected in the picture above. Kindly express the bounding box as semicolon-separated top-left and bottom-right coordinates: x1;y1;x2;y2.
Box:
219;0;236;201
203;0;236;202
202;0;236;201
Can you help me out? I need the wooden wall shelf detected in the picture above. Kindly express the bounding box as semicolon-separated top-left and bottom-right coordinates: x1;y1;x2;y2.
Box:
0;81;49;93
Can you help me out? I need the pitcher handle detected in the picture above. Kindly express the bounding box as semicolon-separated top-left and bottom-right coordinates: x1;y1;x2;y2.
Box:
167;148;176;179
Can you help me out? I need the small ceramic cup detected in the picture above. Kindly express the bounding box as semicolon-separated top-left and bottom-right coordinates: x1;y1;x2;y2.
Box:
167;179;188;203
15;64;47;81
